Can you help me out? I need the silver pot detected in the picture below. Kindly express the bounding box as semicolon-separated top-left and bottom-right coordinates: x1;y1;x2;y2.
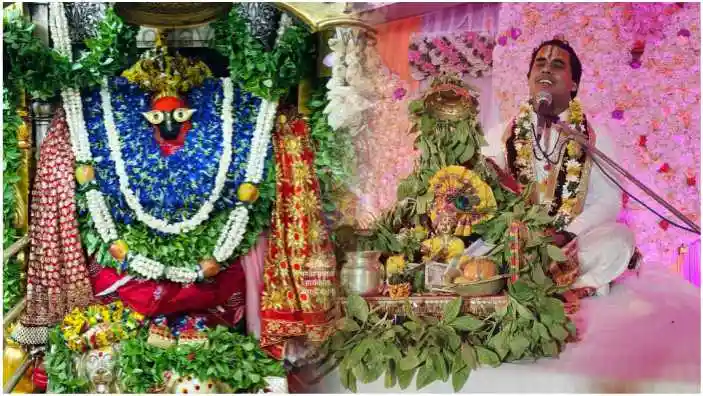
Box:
340;251;384;297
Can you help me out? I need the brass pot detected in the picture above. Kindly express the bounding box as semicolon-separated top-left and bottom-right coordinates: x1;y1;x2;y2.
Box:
340;251;384;297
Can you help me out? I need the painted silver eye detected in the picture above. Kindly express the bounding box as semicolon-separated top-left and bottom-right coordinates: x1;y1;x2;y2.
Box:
172;107;196;123
142;110;164;125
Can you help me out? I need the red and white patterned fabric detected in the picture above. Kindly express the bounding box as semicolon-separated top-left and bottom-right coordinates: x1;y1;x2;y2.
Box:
260;113;337;359
19;108;94;340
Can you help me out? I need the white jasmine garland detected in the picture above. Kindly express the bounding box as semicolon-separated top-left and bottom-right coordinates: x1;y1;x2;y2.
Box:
213;206;250;262
245;100;277;183
85;190;118;242
100;77;235;234
130;255;166;280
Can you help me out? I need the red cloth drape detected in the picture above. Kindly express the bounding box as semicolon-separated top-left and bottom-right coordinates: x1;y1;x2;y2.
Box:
260;114;337;359
21;108;94;328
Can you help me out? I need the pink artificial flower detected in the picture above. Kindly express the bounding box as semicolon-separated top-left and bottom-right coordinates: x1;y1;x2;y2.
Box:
408;50;421;63
432;37;447;49
421;61;436;73
393;87;407;101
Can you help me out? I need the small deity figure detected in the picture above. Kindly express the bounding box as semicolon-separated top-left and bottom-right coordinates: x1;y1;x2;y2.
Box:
75;345;121;394
421;211;465;263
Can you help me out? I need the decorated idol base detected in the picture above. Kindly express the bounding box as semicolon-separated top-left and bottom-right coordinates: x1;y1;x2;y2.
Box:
45;301;288;394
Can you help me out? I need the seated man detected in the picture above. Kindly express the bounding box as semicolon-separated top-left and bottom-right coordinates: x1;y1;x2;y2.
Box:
483;37;637;296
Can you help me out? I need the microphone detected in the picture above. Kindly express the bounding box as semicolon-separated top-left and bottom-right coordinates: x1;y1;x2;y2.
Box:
535;91;553;116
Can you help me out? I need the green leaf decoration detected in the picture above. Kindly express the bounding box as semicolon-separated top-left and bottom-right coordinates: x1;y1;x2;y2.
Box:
548;323;569;342
341;318;361;332
347;294;370;324
211;4;313;101
461;343;478;370
452;366;471;392
509;334;531;358
532;321;552;341
399;354;421;371
451;315;484;332
475;346;501;367
442;297;463;323
385;365;397;388
415;363;436;390
541;340;559;357
397;368;415;390
546;244;568;262
4;7;138;100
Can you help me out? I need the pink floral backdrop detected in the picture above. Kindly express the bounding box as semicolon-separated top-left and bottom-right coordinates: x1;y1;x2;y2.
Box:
345;2;700;270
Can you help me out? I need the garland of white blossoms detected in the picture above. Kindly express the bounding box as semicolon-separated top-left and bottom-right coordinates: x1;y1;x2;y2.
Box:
513;99;586;227
51;2;282;283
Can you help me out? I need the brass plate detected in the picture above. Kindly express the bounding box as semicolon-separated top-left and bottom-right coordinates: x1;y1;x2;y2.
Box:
114;3;233;29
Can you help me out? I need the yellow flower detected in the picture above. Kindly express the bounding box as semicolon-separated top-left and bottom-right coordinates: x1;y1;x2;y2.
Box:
518;144;532;159
567;167;581;178
566;141;582;158
568;99;583;125
413;225;428;240
561;198;577;212
519;102;532;114
386;255;406;275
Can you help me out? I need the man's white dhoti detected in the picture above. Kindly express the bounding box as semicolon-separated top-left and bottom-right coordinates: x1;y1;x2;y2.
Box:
572;222;635;295
483;111;636;294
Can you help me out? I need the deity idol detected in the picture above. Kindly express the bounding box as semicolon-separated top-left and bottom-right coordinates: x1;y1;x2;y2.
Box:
14;44;275;347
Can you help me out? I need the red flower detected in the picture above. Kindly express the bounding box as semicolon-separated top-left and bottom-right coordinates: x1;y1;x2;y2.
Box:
659;220;669;230
621;192;629;206
687;175;696;186
300;293;308;301
293;263;301;271
658;163;671;173
638;135;647;147
287;291;295;300
187;352;195;361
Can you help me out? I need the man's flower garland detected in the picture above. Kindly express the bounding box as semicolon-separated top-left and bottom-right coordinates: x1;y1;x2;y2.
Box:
510;99;589;228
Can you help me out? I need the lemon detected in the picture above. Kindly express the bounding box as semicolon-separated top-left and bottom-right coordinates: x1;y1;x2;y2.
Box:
75;164;95;185
237;183;260;203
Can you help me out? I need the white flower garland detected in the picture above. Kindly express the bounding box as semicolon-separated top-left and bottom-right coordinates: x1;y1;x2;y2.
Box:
101;77;235;234
245;99;277;183
213;206;250;262
50;4;286;283
514;101;584;224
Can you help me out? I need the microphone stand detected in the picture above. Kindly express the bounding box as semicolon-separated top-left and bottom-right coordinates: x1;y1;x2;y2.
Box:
553;120;700;235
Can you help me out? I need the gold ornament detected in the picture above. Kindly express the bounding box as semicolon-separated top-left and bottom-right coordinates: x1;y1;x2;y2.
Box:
121;46;213;100
428;165;497;236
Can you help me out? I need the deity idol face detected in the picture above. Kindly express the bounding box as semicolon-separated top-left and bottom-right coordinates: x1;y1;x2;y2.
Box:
142;96;196;141
528;45;576;115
